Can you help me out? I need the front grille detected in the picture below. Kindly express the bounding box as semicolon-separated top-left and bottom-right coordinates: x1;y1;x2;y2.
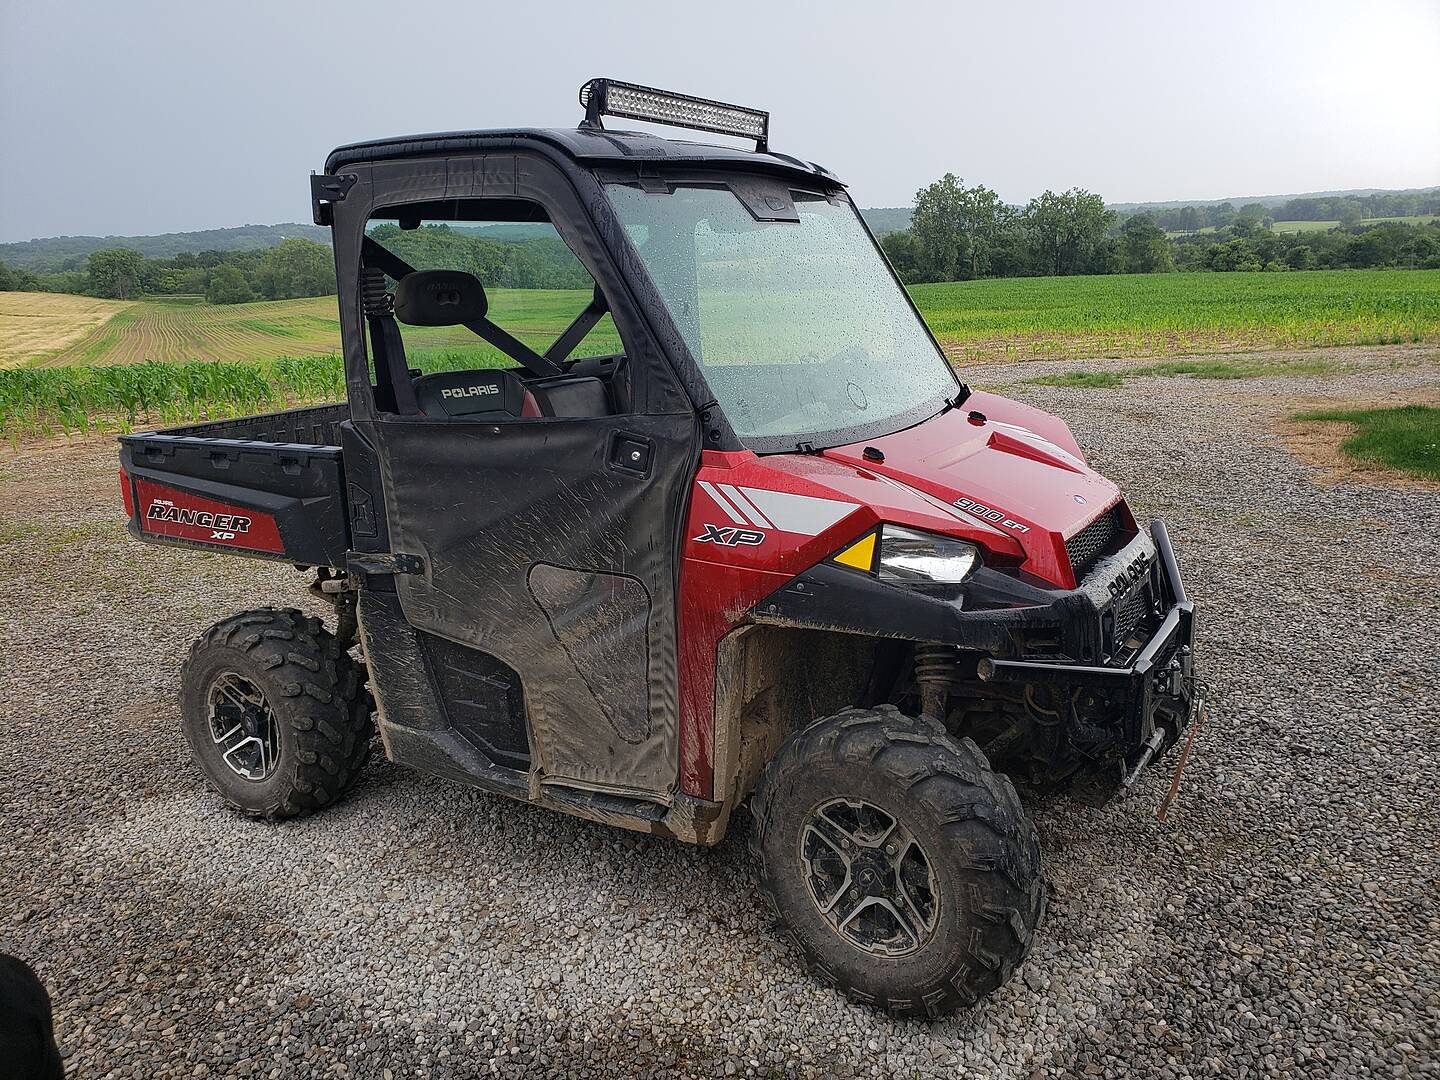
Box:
1112;587;1149;646
1066;507;1123;580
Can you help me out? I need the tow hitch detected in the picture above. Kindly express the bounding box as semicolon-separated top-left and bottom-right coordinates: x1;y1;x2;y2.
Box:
1121;672;1210;821
1120;726;1171;793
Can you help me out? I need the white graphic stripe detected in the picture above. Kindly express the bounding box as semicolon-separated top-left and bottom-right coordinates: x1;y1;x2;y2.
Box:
739;487;858;536
718;484;775;530
697;481;747;526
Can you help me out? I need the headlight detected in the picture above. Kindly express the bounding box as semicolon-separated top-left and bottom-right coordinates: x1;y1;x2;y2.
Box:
878;526;980;584
831;525;980;585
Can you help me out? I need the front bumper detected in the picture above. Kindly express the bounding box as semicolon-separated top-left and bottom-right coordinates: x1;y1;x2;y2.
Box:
975;520;1197;752
754;517;1199;757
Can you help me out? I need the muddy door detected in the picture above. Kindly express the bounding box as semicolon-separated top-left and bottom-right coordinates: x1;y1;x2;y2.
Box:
335;153;701;806
369;411;696;803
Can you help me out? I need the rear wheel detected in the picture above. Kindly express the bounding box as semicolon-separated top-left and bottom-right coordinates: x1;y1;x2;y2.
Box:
179;607;373;820
750;705;1045;1017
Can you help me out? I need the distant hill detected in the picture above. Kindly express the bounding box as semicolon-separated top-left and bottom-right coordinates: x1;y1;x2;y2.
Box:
860;189;1439;230
2;214;913;268
6;186;1433;267
1107;185;1440;214
0;223;330;271
865;189;1439;230
447;223;556;241
860;208;913;236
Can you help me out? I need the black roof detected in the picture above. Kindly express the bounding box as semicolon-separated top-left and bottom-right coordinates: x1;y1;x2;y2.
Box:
324;126;842;186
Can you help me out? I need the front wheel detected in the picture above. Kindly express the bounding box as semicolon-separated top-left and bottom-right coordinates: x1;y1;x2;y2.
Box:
750;706;1045;1017
179;607;373;820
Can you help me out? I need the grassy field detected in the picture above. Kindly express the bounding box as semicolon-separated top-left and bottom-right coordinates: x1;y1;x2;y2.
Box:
1272;220;1341;233
1291;405;1440;481
1271;215;1438;234
3;269;1439;436
914;269;1440;363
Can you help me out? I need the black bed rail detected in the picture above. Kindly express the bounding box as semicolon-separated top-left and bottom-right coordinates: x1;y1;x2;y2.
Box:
156;402;348;447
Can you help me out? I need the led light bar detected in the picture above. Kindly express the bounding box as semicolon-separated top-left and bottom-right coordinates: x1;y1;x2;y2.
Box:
580;78;769;151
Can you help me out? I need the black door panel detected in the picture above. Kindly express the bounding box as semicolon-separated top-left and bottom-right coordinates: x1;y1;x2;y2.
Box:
359;413;696;802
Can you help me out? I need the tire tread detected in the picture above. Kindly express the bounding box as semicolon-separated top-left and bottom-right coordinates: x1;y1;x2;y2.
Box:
749;705;1045;1018
181;607;373;821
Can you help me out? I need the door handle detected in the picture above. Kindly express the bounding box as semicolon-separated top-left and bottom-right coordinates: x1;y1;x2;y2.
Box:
609;432;653;478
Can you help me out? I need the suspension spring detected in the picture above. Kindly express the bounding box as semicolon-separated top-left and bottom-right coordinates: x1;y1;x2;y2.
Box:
913;643;959;723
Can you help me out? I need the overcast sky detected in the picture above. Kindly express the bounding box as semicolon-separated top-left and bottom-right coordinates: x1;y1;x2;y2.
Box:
2;0;1438;243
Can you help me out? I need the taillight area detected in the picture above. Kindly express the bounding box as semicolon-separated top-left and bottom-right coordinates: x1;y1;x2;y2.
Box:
119;468;134;516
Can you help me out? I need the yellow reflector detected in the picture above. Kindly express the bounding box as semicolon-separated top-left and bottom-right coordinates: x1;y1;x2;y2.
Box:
832;532;877;572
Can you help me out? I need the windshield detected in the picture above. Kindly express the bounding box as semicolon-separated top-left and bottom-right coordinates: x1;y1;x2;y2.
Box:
606;184;958;451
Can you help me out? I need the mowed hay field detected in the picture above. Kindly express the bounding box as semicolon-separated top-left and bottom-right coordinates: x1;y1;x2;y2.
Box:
0;293;340;369
0;292;133;367
50;296;341;367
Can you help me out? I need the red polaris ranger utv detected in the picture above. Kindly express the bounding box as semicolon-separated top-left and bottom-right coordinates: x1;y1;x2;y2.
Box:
118;80;1198;1015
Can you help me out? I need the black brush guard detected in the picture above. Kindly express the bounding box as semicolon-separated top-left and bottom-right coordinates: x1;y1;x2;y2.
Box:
975;520;1197;755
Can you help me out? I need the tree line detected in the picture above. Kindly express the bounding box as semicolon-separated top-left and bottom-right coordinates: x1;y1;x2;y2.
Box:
881;175;1440;283
0;239;337;304
366;224;592;290
4;191;1438;302
0;223;333;272
1171;218;1440;272
0;224;593;304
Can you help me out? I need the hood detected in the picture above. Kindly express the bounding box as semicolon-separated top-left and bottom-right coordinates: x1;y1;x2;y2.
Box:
760;392;1128;588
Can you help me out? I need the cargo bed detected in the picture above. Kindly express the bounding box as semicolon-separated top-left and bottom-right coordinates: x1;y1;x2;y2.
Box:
118;403;351;567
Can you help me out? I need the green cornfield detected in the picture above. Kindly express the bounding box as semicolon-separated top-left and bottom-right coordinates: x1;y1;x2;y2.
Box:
914;269;1440;363
0;351;501;439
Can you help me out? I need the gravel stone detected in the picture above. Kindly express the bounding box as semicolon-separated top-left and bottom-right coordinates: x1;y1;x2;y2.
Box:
0;343;1436;1078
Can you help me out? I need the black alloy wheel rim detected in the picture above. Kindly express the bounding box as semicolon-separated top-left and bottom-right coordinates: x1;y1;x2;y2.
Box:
207;672;281;782
798;797;940;957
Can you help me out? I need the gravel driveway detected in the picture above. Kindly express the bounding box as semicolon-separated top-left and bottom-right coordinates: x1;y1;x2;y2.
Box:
2;344;1436;1079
